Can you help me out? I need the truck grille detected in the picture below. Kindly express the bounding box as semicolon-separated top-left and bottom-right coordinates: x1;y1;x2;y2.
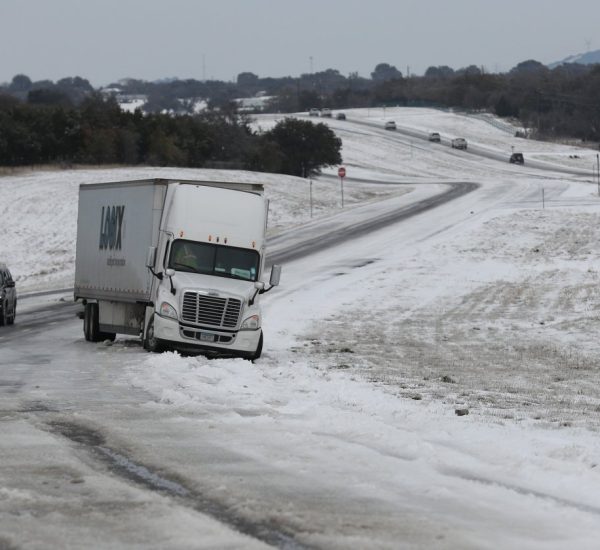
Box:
181;292;242;328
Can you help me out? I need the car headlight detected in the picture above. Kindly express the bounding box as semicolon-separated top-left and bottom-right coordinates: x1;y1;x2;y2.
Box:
240;314;260;330
159;301;178;320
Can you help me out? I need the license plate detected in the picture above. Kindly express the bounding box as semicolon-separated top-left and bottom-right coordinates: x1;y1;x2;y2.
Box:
199;332;215;342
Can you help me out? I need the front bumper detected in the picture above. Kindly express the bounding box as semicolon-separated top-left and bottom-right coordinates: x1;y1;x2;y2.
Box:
153;314;261;355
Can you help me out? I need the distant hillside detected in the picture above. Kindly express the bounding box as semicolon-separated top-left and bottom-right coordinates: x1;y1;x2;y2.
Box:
549;49;600;68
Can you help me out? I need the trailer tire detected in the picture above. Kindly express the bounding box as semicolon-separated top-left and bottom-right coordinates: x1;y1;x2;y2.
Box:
85;303;103;342
83;304;91;340
143;316;163;353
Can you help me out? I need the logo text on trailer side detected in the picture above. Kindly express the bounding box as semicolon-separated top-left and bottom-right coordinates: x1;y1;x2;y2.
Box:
99;205;125;250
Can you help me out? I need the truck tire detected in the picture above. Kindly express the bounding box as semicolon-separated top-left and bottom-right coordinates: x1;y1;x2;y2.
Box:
248;331;263;361
143;316;163;353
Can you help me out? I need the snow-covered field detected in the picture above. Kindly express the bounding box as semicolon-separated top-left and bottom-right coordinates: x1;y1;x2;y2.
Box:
335;107;600;173
0;166;403;293
4;108;600;547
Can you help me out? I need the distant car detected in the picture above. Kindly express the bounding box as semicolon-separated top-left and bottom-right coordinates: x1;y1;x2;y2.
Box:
320;108;332;117
0;263;16;326
309;108;319;117
336;112;346;120
509;152;524;164
384;120;397;131
428;132;441;142
451;138;467;150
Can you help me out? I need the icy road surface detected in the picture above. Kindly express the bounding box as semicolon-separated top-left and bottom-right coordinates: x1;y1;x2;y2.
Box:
3;108;600;548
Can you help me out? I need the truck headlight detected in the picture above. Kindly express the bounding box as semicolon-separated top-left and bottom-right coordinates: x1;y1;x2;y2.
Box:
159;302;178;320
240;314;260;330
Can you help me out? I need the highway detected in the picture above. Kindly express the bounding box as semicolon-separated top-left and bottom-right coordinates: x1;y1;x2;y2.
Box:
1;116;594;548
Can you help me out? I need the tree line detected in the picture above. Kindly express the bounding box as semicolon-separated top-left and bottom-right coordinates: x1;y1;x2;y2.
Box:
68;59;599;143
0;92;341;176
1;57;599;174
268;61;600;143
365;61;600;143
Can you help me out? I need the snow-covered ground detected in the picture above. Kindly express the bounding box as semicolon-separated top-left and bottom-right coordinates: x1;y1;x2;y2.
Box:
0;166;404;293
257;108;600;181
3;108;600;548
117;98;146;113
126;173;600;547
340;107;600;173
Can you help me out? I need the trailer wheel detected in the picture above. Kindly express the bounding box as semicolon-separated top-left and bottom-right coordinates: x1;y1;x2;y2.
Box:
143;315;163;353
83;304;91;340
89;303;100;341
86;303;103;342
84;303;116;342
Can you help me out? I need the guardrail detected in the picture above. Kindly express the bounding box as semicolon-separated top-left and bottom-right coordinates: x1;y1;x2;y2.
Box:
465;112;520;135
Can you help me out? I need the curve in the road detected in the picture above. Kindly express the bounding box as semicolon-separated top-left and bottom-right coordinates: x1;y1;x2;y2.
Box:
5;179;479;340
267;181;478;265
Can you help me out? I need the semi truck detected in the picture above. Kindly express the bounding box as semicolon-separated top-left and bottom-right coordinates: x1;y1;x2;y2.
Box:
74;178;281;359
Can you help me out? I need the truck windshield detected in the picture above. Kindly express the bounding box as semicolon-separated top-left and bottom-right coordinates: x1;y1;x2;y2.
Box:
169;239;259;282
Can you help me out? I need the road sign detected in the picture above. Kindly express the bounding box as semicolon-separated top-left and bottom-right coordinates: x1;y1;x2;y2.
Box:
338;166;346;178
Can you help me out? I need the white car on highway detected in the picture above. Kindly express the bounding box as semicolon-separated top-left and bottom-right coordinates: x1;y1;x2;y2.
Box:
451;137;468;150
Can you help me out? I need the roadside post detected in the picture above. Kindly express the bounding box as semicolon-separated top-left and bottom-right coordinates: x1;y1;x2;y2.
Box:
542;186;545;209
303;162;313;217
338;166;346;207
597;154;600;196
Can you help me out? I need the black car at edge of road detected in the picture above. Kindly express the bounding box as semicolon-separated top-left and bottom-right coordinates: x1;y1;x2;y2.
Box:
0;263;17;326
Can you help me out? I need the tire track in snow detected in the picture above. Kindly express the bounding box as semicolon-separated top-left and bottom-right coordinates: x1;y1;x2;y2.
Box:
47;420;312;550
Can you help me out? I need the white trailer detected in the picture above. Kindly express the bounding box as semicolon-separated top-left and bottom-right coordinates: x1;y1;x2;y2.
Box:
74;178;281;359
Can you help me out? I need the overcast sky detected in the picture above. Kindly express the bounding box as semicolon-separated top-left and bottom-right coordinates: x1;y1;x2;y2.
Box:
1;0;599;86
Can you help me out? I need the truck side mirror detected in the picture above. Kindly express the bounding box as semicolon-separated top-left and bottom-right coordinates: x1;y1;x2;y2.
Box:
165;268;176;295
146;246;157;268
269;265;282;287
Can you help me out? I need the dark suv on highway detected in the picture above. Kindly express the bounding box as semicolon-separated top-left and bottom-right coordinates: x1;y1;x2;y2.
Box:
509;152;525;164
0;264;16;325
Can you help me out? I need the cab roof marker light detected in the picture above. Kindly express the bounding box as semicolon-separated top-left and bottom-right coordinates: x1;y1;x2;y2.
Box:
208;235;212;241
252;241;256;248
